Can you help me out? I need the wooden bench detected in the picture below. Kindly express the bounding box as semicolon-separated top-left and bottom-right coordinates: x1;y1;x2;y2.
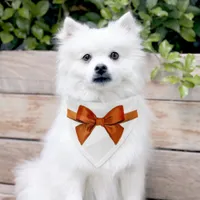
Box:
0;51;200;200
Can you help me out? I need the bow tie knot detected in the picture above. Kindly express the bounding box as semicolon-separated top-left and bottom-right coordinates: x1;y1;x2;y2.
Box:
67;105;138;145
95;118;105;126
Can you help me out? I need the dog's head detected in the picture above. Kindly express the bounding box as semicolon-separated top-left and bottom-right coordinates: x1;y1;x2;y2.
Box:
56;12;147;101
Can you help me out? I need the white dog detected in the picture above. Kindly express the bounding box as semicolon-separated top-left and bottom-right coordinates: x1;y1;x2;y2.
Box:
15;12;151;200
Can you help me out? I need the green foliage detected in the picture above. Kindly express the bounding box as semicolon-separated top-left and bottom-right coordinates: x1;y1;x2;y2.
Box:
0;0;200;98
152;41;199;98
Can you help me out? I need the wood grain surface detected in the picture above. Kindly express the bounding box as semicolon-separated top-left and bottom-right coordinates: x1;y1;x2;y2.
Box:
1;94;200;151
0;140;42;184
147;150;200;200
0;51;200;100
0;184;14;195
0;184;14;200
0;140;199;200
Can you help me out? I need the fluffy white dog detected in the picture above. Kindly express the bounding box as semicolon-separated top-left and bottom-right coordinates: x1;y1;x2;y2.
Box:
15;12;151;200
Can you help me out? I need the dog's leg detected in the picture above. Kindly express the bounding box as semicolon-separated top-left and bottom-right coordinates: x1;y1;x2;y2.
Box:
64;172;87;200
91;175;119;200
119;164;146;200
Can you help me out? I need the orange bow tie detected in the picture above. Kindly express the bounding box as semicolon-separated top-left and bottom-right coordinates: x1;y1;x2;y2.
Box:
67;105;138;145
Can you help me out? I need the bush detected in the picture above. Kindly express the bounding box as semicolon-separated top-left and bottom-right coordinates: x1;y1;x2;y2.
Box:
0;0;200;97
1;0;200;51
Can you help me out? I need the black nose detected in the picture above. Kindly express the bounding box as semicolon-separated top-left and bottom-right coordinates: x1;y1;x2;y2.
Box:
95;64;107;75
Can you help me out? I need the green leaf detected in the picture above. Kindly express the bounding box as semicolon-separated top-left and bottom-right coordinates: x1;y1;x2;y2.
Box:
41;35;51;45
2;8;15;20
185;54;195;68
51;24;60;34
0;31;14;44
182;81;195;88
164;19;180;33
184;54;195;72
98;19;108;28
159;40;173;59
139;12;151;22
168;9;182;19
24;37;38;50
179;85;189;98
146;0;158;10
177;0;189;12
53;0;65;3
85;12;101;23
164;0;177;5
167;52;181;61
180;27;195;42
184;13;194;20
151;66;160;80
36;1;49;17
171;61;184;70
120;0;129;6
14;29;26;39
150;7;168;17
163;63;177;72
16;17;30;32
0;3;3;17
140;26;151;39
142;40;155;52
156;27;167;40
179;16;193;28
100;8;112;20
183;75;200;85
31;24;44;40
35;20;50;32
18;7;31;19
162;76;180;84
12;0;21;10
23;0;36;15
187;5;200;16
1;22;14;32
132;0;140;9
148;33;161;42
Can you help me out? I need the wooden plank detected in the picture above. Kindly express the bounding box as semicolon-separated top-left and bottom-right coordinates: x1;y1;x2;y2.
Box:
0;94;58;140
0;140;42;184
0;184;15;200
0;51;56;95
0;140;199;200
0;184;14;200
147;150;200;200
149;100;200;151
0;184;14;195
0;51;200;100
0;194;15;200
1;94;200;151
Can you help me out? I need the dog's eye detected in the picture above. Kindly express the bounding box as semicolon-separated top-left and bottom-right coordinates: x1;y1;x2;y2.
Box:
82;54;92;62
109;52;119;60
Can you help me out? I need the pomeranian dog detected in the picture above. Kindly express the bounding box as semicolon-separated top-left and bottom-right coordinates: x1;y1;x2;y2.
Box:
15;12;151;200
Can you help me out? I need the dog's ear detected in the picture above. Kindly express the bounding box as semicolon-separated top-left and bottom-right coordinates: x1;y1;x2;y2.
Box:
115;12;141;33
57;17;87;40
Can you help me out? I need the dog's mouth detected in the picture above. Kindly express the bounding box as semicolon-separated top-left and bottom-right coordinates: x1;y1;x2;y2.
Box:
92;75;112;84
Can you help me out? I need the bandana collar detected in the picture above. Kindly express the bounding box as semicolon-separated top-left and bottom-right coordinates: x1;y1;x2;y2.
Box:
66;96;139;167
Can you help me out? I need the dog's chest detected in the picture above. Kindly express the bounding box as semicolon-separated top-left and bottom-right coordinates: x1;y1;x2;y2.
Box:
66;96;139;168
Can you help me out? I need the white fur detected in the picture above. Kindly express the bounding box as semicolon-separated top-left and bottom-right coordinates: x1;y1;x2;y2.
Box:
15;12;151;200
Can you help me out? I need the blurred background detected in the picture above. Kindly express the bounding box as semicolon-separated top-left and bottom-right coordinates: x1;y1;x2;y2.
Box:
0;0;200;53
